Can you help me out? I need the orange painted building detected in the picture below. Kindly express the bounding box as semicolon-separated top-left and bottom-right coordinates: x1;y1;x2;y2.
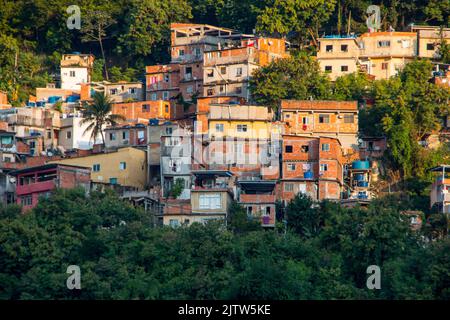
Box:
111;100;183;122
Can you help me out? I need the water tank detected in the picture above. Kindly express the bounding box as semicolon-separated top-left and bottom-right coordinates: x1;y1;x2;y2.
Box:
357;181;369;187
66;95;80;103
48;96;62;104
149;118;159;126
304;171;314;179
352;160;370;170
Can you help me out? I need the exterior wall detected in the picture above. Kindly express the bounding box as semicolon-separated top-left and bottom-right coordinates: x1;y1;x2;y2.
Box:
190;190;232;215
317;37;360;80
281;100;358;152
104;125;147;149
111;100;174;121
412;27;450;59
103;83;144;102
145;64;180;101
50;147;147;190
15;165;91;210
61;67;89;91
59;116;99;151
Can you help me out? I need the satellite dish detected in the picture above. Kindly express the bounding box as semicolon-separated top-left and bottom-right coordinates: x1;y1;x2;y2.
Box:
9;176;16;184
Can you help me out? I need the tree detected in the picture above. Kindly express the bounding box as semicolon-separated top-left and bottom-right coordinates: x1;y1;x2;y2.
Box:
169;178;185;199
118;0;192;61
332;72;372;102
256;0;337;46
81;92;125;147
227;202;260;234
249;54;331;112
81;8;117;80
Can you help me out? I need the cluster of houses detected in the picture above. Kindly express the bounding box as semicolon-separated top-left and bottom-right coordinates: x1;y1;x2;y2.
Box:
0;23;449;226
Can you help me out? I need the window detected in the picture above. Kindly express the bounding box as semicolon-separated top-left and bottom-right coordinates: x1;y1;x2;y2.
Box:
319;114;330;123
325;66;332;73
236;67;243;76
287;163;296;171
220;67;226;75
164;74;170;82
169;219;180;227
186;86;193;94
128;88;136;94
109;177;118;184
165;105;169;113
215;124;224;132
341;44;348;52
166;136;181;146
20;195;33;206
110;88;118;95
427;43;435;51
29;141;36;149
149;76;157;84
70;70;76;77
151;93;157;101
321;143;330;152
326;45;333;52
236;124;247;132
138;130;145;140
344;114;354;123
236;87;242;94
284;183;294;192
207;69;214;77
93;164;101;172
301;145;309;153
165;127;173;135
122;131;129;140
109;132;116;141
265;207;271;216
378;40;390;47
302;117;309;125
66;131;72;139
219;85;225;93
120;162;126;170
163;91;169;100
320;164;328;172
194;48;201;57
285;145;293;153
341;65;349;72
47;131;52;139
381;62;388;70
179;49;185;56
199;194;222;209
142;104;149;111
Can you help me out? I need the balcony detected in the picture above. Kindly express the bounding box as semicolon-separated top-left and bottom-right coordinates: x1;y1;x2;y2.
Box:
16;179;56;196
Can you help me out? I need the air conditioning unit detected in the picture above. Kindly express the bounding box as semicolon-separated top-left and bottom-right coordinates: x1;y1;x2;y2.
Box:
123;139;129;145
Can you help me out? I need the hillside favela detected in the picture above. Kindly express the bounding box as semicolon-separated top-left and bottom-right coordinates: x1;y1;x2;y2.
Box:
0;0;449;302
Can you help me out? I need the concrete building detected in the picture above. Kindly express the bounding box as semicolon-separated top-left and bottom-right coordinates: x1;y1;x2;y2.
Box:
50;147;147;191
430;165;450;214
237;179;277;227
190;170;234;223
58;114;100;151
160;125;192;200
281;100;359;156
104;123;147;150
10;163;91;210
145;64;180;101
317;32;417;80
90;81;144;103
203;38;287;101
60;53;94;91
0;108;61;154
111;100;178;122
317;35;360;81
411;26;450;59
358;32;417;79
281;135;344;203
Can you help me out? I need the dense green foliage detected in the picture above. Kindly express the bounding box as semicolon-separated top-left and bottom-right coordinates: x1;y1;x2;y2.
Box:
0;189;449;299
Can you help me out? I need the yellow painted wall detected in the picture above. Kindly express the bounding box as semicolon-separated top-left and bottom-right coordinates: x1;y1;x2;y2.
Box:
209;120;273;139
50;147;147;190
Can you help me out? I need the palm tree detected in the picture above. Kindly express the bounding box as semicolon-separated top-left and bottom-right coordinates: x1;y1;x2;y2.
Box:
81;92;125;147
